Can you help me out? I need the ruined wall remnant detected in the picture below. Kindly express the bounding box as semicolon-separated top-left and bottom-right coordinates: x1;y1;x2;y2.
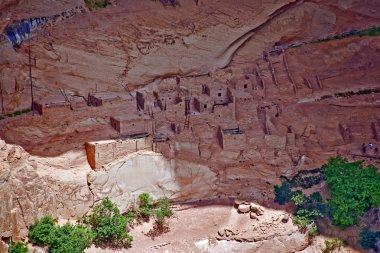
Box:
33;100;71;116
85;136;153;170
218;128;246;152
110;114;152;136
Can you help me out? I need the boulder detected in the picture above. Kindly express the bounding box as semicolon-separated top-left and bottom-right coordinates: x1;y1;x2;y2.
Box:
250;203;264;216
279;214;289;223
250;212;259;220
238;204;251;213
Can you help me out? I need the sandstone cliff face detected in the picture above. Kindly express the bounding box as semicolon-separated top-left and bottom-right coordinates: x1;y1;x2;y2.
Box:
1;0;380;113
88;150;217;213
1;0;380;252
0;139;93;238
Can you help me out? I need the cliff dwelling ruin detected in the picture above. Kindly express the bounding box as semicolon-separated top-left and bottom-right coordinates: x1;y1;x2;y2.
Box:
1;0;380;252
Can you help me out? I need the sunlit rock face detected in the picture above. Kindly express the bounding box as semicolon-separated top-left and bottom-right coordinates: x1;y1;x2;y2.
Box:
88;150;217;213
1;0;380;113
0;139;93;238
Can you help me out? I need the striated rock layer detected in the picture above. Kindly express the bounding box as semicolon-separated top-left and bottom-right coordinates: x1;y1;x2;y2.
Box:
0;0;380;252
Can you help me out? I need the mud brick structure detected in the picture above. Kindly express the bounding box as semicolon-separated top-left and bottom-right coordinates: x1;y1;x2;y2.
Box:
194;95;212;113
110;113;152;136
218;127;246;151
229;76;254;92
203;82;229;105
85;135;153;170
33;98;71;115
89;92;133;107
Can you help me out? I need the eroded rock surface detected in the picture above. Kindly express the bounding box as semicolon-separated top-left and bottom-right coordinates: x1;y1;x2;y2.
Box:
0;139;93;238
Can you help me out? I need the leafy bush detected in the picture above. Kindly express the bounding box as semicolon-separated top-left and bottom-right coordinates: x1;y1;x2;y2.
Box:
49;223;92;253
274;182;293;205
291;191;307;206
84;197;133;248
322;238;346;253
295;209;323;221
138;193;154;218
359;229;380;250
154;197;173;225
308;224;318;238
323;156;380;227
8;242;28;253
28;215;56;245
29;216;92;253
293;216;311;231
84;0;109;10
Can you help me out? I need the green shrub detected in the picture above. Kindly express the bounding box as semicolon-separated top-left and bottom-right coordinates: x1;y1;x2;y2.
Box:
274;182;293;205
323;156;380;227
322;238;346;253
359;229;380;250
8;242;28;253
49;223;92;253
84;0;109;10
29;216;92;253
28;215;56;245
308;224;318;238
154;197;173;225
138;193;154;218
84;197;132;248
295;209;323;221
291;192;307;206
293;216;311;231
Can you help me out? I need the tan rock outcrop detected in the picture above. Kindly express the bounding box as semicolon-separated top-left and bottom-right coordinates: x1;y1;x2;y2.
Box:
0;139;93;238
88;150;217;213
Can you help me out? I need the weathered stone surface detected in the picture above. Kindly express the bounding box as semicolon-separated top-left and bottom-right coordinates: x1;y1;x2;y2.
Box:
0;140;93;238
250;212;259;220
88;150;217;213
237;204;251;213
250;203;264;216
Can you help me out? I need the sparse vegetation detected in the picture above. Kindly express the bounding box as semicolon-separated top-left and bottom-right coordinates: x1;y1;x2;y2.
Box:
323;156;380;227
84;0;109;10
312;26;380;45
154;197;173;226
8;242;28;253
0;108;31;121
137;192;154;219
26;194;172;252
322;238;346;253
308;224;318;238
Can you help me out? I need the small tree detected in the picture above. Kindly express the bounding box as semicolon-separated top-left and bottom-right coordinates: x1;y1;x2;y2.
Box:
138;193;154;219
8;242;28;253
84;197;133;248
154;197;173;225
